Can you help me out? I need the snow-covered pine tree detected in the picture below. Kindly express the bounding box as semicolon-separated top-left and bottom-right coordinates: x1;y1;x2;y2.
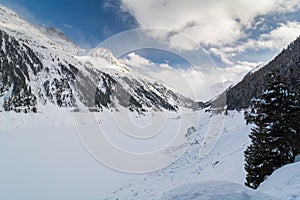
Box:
244;71;299;189
288;92;300;153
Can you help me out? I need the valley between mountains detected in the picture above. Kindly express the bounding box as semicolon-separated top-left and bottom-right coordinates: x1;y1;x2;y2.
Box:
0;4;300;200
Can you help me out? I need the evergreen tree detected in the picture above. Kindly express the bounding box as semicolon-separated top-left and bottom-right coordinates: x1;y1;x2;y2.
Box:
244;71;299;189
288;92;300;153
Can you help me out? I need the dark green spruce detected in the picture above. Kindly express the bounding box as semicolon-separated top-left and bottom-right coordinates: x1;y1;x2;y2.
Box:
244;71;300;189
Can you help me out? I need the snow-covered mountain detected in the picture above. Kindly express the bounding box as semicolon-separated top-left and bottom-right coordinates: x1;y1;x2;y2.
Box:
0;5;196;114
1;4;299;200
212;35;300;110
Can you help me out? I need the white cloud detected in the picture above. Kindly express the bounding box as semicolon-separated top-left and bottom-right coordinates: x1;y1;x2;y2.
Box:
146;61;261;101
218;61;263;83
121;0;300;49
120;52;211;100
147;67;211;101
168;33;199;51
120;52;262;101
256;21;300;50
159;63;172;69
121;52;155;68
121;0;300;65
64;24;72;29
121;52;174;70
209;48;234;65
220;21;300;57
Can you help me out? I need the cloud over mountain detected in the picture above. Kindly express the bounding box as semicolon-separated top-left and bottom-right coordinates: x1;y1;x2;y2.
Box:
121;0;300;64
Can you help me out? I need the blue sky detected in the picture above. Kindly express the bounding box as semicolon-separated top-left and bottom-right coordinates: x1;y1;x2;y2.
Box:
1;0;300;100
1;0;300;72
0;0;137;48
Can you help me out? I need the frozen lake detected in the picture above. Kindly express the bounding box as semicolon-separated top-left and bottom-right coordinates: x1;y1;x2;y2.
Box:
0;125;139;199
0;108;201;199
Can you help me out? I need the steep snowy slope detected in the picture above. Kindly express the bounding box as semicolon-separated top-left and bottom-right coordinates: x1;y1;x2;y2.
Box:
0;5;196;114
105;111;253;199
106;110;299;199
212;35;300;110
37;26;78;52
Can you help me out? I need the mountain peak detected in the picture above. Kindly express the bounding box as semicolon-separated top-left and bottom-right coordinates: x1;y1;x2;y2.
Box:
0;4;85;55
0;6;196;113
0;4;22;21
38;26;77;48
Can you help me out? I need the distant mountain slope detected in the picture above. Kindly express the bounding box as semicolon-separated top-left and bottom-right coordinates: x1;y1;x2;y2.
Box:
212;36;300;110
0;5;196;113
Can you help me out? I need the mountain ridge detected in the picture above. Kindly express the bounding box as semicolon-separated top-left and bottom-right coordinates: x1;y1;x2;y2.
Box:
211;35;300;110
0;4;197;113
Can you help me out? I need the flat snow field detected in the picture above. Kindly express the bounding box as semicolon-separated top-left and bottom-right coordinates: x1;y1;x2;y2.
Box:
0;110;299;200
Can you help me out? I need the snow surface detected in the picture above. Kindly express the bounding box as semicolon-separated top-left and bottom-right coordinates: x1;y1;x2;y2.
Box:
105;111;300;200
160;181;275;200
0;4;299;200
105;110;252;199
1;107;299;199
0;125;138;199
0;107;199;199
259;161;300;200
0;109;139;199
